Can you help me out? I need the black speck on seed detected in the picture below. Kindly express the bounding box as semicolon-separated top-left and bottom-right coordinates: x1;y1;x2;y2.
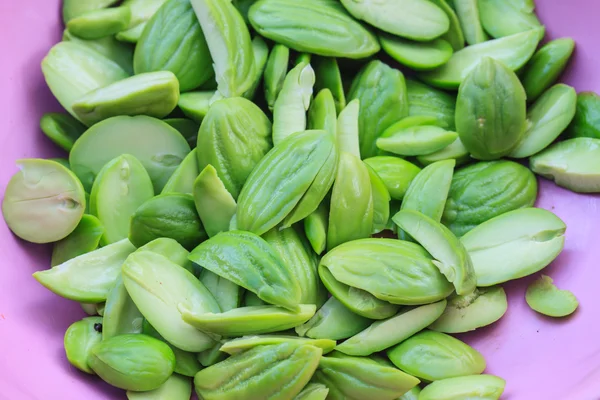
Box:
94;323;103;333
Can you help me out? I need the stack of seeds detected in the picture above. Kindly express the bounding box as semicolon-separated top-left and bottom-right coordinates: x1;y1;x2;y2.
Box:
3;0;593;398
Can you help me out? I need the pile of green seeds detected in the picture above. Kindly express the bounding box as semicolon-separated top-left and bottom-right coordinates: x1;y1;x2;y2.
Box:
4;0;597;398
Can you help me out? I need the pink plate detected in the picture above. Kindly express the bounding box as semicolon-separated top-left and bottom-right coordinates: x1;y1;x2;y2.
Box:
1;1;599;399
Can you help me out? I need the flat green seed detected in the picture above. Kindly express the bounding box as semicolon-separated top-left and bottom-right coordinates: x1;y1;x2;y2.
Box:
419;374;506;400
181;304;316;336
363;156;421;201
102;276;143;340
2;159;86;244
194;343;322;400
521;38;575;102
406;79;456;130
272;62;315;146
134;0;213;92
34;239;135;303
164;118;200;149
429;286;507;333
336;300;447;356
430;0;465;50
190;0;256;98
243;36;270;100
318;264;400;320
380;35;453;70
197;342;227;367
72;71;179;126
120;0;168;42
526;275;579;317
321;239;454;306
221;335;336;355
116;23;147;43
137;238;195;273
453;0;488;45
64;316;103;374
400;160;455;224
315;352;420;400
62;0;120;23
90;154;155;245
341;0;449;41
295;296;372;340
479;0;542;39
510;84;577;158
51;214;104;267
264;44;290;111
377;125;458;156
294;383;329;400
565;92;600;139
461;208;566;286
193;165;237;238
304;201;329;255
67;7;131;40
177;91;214;123
122;251;220;352
314;57;346;114
442;160;538;237
366;164;391;235
69;115;191;193
129;193;207;250
530;138;600;193
419;28;542;89
126;374;192;400
249;0;380;59
40;112;87;152
161;149;199;194
42;42;129;120
62;28;134;74
455;56;527;160
327;152;373;251
89;334;175;391
387;330;486;381
394;210;476;295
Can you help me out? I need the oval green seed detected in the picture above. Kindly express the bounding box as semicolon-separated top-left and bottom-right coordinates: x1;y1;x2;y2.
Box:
62;0;120;23
62;28;134;74
304;202;329;255
70;115;191;193
72;71;180;126
526;275;579;318
521;38;575;102
314;57;346;114
102;276;143;340
3;159;86;244
377;125;458;156
429;286;508;333
417;137;470;166
198;269;242;312
177;91;213;123
122;251;220;352
419;374;506;400
429;0;465;51
461;208;566;286
42;42;129;120
294;383;329;400
64;316;104;374
565;92;600;139
193;165;237;238
479;0;542;39
88;334;176;391
398;386;421;400
67;7;131;40
530;137;600;192
510;84;577;158
406;79;456;130
419;28;542;89
336;300;447;356
341;0;449;41
387;330;486;381
308;89;337;135
380;35;453;71
181;304;316;336
221;335;336;355
264;44;290;111
161;149;199;195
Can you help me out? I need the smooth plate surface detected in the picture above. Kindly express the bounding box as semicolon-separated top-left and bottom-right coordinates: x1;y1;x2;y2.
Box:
1;1;600;399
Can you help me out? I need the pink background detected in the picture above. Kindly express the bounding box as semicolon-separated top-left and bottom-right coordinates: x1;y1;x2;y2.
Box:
1;1;599;399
